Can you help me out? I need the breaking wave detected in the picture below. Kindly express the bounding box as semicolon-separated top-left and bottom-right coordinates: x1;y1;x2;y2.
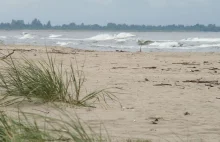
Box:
56;41;79;46
197;44;220;48
149;41;180;48
91;44;134;49
56;41;70;46
49;34;63;38
19;33;34;40
181;38;220;42
88;33;136;41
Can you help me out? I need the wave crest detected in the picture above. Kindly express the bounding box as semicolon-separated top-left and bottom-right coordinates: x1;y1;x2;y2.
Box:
88;33;136;41
181;38;220;42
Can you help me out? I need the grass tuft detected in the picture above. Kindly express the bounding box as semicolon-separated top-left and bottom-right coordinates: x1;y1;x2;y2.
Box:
0;54;118;107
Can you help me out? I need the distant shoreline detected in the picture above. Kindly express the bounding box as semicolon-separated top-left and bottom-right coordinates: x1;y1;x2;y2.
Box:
0;29;220;32
1;19;220;32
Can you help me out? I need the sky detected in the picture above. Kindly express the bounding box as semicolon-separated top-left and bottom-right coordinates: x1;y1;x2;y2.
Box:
0;0;218;26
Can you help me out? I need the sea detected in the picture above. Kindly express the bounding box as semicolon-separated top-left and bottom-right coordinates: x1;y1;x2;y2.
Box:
1;30;220;52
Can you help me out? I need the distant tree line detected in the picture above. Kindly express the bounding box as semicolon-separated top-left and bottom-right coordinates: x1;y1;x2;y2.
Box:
0;18;220;32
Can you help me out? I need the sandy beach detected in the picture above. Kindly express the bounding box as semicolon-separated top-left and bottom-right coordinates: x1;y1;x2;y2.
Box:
1;45;220;142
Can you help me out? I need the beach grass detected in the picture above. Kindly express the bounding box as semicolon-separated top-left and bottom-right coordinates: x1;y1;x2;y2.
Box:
0;112;52;142
0;110;111;142
0;54;118;107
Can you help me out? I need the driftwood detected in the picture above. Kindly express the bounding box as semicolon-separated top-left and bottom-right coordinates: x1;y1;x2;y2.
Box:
3;49;37;52
183;79;218;84
0;50;15;60
187;66;197;69
112;67;127;69
205;84;215;87
154;83;172;86
190;69;200;72
15;49;36;52
207;67;220;71
47;49;76;55
143;67;157;69
172;62;200;65
161;68;171;71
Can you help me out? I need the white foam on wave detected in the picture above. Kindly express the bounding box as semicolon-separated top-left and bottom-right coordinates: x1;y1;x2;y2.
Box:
115;33;135;39
146;41;220;49
49;37;80;41
49;34;63;38
91;44;134;49
197;44;220;48
89;34;114;41
148;41;179;48
88;33;136;41
56;41;78;46
181;38;220;42
56;41;70;46
116;39;128;43
19;33;34;40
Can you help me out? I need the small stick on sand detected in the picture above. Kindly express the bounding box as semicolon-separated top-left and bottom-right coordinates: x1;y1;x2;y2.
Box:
143;67;157;69
172;62;200;65
154;83;172;86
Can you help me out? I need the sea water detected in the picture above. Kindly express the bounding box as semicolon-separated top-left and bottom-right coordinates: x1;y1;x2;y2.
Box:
1;30;220;52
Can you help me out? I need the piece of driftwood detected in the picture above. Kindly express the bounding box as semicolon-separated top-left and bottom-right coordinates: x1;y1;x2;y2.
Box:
205;84;215;87
188;66;197;69
207;67;220;71
47;49;76;54
0;50;15;60
172;62;200;65
190;70;200;72
13;49;36;52
154;83;172;86
112;67;127;69
161;68;171;71
143;67;157;69
183;79;218;84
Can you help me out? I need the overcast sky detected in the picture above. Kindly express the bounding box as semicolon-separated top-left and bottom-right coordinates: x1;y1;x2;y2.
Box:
0;0;218;26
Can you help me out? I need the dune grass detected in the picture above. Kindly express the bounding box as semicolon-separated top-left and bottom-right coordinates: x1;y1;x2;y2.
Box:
0;110;110;142
0;112;52;142
0;54;118;107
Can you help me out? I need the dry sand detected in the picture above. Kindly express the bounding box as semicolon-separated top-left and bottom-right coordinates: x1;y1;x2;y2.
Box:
1;45;220;142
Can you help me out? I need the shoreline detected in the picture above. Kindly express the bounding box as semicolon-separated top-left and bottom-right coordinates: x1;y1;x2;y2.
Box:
1;44;220;53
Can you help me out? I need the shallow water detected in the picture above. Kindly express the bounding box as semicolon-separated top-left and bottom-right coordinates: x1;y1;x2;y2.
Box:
1;30;220;52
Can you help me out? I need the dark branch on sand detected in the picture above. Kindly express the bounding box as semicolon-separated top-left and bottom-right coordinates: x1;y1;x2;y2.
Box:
0;50;15;60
